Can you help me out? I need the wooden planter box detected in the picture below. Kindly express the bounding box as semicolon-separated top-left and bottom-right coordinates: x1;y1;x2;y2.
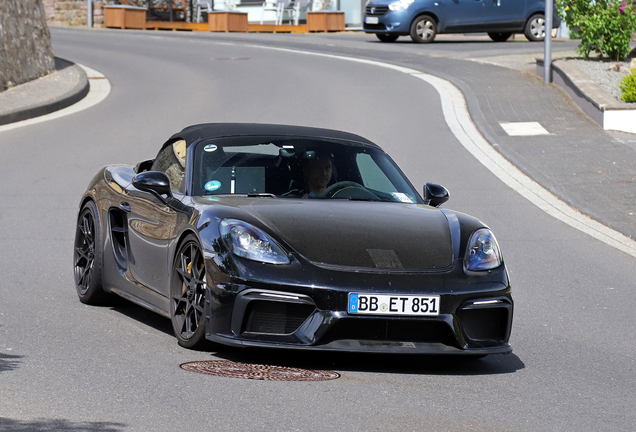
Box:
208;12;249;32
104;5;147;30
306;11;345;32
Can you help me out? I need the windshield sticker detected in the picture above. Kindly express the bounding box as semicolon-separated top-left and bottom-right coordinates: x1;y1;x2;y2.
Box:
206;196;220;202
392;192;414;203
205;180;222;191
204;144;218;152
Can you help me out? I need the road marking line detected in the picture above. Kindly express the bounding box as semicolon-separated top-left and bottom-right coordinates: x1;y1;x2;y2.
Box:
500;121;550;136
245;44;636;258
0;64;111;133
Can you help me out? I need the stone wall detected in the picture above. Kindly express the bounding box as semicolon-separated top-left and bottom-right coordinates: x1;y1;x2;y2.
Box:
43;0;117;28
0;0;55;92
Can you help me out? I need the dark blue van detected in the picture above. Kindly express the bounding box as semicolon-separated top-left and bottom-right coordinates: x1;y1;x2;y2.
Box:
363;0;561;43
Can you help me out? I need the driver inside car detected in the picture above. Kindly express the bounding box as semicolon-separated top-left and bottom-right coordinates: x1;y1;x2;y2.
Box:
283;150;335;198
303;154;333;197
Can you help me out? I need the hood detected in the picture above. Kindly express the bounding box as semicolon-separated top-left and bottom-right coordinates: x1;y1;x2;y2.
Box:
236;200;454;271
366;0;401;5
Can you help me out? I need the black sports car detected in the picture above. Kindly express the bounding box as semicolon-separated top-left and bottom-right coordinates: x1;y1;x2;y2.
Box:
74;124;513;355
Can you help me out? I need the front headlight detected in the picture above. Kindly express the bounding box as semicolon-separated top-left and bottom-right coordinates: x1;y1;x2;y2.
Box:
464;228;502;271
220;219;290;265
388;0;414;11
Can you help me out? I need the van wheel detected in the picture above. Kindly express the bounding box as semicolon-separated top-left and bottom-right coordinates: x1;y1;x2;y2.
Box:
410;15;437;43
524;14;545;41
377;33;399;42
488;32;512;42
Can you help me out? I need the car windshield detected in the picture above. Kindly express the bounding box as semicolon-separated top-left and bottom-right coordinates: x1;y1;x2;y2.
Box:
191;137;423;203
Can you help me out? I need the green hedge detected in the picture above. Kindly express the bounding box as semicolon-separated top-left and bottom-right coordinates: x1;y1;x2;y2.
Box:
619;69;636;102
558;0;636;60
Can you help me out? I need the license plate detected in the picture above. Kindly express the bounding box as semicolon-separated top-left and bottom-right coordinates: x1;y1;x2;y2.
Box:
365;16;379;24
348;293;440;316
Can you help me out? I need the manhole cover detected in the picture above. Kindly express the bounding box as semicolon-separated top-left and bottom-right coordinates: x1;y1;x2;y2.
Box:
180;360;340;381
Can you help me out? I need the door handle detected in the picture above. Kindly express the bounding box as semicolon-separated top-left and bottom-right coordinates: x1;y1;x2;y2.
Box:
119;202;131;212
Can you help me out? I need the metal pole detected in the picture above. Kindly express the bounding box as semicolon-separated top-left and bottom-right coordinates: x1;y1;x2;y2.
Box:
87;0;93;28
544;0;553;83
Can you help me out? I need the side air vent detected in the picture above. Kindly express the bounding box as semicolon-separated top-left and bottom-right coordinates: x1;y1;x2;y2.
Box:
241;301;315;335
109;209;129;271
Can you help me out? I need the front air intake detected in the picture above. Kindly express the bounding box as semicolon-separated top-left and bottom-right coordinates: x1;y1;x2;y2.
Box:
241;301;315;335
461;308;508;341
321;319;457;346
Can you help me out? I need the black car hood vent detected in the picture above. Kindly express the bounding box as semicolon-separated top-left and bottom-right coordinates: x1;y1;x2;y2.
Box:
241;200;453;271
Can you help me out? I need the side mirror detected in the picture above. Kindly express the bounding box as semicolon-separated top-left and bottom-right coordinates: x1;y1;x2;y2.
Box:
133;171;172;200
423;183;449;208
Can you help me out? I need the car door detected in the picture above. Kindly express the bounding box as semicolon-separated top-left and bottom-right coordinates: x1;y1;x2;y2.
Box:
441;0;491;32
124;140;187;305
481;0;526;30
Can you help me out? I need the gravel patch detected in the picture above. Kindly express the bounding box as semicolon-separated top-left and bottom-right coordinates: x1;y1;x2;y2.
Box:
568;58;634;102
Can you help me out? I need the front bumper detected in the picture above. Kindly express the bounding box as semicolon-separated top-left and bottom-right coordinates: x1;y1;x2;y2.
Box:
205;268;513;355
363;10;412;34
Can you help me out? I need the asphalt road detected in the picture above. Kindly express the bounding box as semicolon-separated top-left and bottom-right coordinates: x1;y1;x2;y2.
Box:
1;28;634;431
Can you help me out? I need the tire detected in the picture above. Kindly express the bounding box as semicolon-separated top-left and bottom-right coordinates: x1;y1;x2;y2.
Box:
410;15;437;43
73;200;108;305
170;234;208;349
376;33;399;42
488;32;512;42
524;14;545;41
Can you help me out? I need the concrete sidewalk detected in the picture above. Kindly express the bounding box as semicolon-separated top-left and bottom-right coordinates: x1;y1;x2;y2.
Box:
0;57;88;126
3;30;635;244
449;53;636;241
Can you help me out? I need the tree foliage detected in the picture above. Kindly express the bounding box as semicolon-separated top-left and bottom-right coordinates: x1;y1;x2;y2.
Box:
557;0;636;61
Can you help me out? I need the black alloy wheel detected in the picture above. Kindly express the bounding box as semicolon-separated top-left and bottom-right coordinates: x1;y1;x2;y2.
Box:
488;32;512;42
170;235;208;349
410;15;437;43
376;33;399;42
73;200;107;304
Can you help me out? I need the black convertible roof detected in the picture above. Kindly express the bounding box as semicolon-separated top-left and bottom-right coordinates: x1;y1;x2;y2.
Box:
168;123;379;148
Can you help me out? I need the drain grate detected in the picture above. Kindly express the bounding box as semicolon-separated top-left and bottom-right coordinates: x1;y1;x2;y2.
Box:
180;360;340;381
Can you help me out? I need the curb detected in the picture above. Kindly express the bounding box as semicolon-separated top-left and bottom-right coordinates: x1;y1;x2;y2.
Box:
0;57;90;126
537;58;636;134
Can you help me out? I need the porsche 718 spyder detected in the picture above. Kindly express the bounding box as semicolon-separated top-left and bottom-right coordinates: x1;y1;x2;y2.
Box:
73;123;513;356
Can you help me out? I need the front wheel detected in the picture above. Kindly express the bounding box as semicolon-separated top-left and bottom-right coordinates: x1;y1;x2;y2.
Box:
410;15;437;43
170;235;208;349
376;33;399;42
488;32;512;42
73;200;108;305
524;14;545;41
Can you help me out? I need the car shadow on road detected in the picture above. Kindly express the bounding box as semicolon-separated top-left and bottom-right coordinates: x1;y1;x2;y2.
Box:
368;40;501;45
0;418;126;432
0;352;22;373
210;346;525;376
106;300;524;375
108;301;174;337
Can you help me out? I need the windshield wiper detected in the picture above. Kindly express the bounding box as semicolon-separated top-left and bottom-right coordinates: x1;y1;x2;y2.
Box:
247;193;277;198
345;197;384;202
